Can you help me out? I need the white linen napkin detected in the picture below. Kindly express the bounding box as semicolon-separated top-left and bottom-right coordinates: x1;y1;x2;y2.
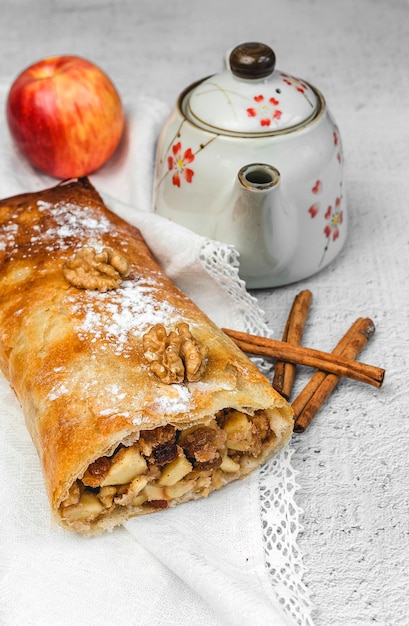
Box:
0;86;313;626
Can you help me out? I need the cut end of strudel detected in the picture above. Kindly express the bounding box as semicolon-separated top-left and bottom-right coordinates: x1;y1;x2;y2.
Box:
0;178;293;535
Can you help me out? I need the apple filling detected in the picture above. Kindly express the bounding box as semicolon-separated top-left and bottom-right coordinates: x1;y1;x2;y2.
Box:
59;409;279;526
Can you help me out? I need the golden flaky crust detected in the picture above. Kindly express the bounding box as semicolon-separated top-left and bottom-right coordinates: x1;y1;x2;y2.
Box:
0;178;293;534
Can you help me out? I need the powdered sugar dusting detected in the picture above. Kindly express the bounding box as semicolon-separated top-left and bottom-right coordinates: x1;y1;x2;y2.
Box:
0;198;114;259
48;382;69;401
148;384;193;416
65;276;178;356
0;223;18;252
105;384;127;401
34;200;113;252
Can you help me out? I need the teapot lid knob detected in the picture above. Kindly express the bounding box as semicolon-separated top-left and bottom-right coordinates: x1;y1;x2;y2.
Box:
229;42;276;79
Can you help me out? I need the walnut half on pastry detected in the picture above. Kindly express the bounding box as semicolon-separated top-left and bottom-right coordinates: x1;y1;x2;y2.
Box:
143;323;208;384
0;178;293;535
63;245;130;291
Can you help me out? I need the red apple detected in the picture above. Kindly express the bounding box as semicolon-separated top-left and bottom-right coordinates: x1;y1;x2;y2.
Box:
6;55;125;179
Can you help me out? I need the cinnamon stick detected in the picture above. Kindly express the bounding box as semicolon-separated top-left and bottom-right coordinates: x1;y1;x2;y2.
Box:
292;317;371;418
222;328;385;388
272;290;312;400
293;317;376;433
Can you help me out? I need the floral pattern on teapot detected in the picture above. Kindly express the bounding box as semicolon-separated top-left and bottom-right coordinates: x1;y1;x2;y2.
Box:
324;198;343;241
307;127;344;266
280;72;315;107
156;122;218;190
309;194;344;265
167;141;195;187
246;95;282;127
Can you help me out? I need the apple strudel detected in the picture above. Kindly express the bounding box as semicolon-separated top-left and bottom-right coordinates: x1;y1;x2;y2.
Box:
0;178;293;535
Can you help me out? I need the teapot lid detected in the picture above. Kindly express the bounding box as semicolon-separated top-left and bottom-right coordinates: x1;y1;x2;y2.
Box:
183;42;320;135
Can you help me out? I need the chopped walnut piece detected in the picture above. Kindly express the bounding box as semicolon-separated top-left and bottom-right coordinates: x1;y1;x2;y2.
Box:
179;423;227;465
62;246;129;291
252;413;271;443
114;475;148;506
60;481;81;508
98;485;117;508
145;464;161;481
143;323;208;384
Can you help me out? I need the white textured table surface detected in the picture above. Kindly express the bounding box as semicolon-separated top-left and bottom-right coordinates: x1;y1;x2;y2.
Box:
1;1;408;624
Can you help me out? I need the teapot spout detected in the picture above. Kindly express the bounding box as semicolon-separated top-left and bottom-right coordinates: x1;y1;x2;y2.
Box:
217;163;296;286
238;163;280;189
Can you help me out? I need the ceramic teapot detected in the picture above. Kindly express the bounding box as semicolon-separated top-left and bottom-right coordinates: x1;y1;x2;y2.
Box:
152;42;346;288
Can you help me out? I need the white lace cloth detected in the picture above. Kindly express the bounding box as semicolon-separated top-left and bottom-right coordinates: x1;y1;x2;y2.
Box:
0;90;313;626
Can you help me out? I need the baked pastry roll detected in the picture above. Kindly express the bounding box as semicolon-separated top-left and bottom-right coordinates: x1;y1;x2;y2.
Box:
0;178;293;535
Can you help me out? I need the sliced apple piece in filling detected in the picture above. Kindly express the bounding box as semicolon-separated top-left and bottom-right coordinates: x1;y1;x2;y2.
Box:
100;447;147;486
223;411;254;451
220;456;241;473
158;454;193;487
62;491;104;522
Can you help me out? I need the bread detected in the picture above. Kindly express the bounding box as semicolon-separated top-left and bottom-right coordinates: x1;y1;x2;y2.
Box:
0;177;293;535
